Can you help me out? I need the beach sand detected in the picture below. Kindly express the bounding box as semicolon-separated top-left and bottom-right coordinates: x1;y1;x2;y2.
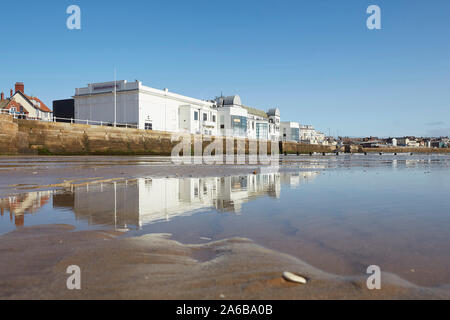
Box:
0;224;448;300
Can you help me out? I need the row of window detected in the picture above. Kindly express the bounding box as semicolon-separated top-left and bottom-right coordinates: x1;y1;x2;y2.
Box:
194;111;216;123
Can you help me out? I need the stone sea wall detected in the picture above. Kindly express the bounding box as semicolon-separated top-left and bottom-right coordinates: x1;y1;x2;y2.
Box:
0;114;327;156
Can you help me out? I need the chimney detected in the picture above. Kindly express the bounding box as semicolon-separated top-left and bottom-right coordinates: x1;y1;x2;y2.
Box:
0;92;4;101
10;89;13;97
15;82;24;94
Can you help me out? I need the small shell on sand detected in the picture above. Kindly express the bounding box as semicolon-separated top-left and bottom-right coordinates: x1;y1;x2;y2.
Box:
283;272;307;284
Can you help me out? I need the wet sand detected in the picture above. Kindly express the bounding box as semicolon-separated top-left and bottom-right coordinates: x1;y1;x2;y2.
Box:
1;155;449;299
0;224;448;300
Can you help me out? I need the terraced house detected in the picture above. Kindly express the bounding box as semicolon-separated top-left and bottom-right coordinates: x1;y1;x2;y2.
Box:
0;82;52;120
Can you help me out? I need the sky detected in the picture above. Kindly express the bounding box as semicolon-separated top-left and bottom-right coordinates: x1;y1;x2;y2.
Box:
0;0;449;137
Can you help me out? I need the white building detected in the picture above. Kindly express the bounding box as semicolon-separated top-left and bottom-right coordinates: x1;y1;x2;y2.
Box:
73;81;302;142
214;95;280;140
392;138;398;147
74;80;217;134
280;121;300;142
299;125;326;145
215;95;249;138
267;108;281;142
242;105;269;140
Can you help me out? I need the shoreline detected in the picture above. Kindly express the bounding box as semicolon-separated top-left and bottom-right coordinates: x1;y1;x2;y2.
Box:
0;224;448;300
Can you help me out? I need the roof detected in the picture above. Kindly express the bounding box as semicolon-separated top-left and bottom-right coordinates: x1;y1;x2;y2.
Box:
0;99;29;114
216;95;242;106
242;105;268;119
223;95;242;106
24;94;52;112
0;100;9;109
267;108;280;117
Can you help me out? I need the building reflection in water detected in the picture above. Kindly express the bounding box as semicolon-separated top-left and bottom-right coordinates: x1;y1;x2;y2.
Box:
1;171;319;230
0;191;52;227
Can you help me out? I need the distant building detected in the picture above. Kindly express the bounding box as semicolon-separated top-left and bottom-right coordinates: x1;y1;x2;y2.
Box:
280;122;300;142
392;138;398;147
214;95;277;140
0;82;52;120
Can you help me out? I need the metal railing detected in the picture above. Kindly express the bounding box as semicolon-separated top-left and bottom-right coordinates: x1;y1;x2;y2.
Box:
0;109;139;129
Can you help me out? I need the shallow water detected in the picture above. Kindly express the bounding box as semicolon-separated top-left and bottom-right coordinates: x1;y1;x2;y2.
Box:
0;154;449;288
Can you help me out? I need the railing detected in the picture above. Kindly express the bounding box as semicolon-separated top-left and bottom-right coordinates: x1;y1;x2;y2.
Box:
52;116;139;129
0;109;139;129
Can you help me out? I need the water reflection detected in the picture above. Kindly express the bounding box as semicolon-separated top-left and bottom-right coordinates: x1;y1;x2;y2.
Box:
0;191;52;227
0;172;319;231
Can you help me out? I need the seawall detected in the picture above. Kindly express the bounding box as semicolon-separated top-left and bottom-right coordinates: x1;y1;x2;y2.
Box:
0;114;335;156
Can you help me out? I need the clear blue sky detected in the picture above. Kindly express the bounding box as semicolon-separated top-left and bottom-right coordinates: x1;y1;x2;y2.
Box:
0;0;449;137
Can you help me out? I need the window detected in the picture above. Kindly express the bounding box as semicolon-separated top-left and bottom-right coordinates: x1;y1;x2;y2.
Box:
220;124;225;129
194;111;198;121
212;115;216;122
145;122;153;130
256;123;268;140
231;115;247;136
291;128;300;141
203;113;207;121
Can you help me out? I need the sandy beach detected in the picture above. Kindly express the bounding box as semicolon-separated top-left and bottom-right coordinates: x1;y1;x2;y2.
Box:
1;224;448;300
0;155;449;299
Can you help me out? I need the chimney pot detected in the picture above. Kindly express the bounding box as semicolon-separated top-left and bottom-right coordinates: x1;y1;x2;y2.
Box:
0;92;4;101
15;82;24;94
10;89;13;97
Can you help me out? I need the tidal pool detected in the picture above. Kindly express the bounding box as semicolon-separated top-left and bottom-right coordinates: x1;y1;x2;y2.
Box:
0;154;449;288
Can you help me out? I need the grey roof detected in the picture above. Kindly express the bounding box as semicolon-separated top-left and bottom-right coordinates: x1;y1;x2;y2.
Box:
267;108;280;117
216;95;242;106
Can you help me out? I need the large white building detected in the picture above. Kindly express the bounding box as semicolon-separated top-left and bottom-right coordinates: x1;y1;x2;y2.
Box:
73;80;329;144
74;80;217;134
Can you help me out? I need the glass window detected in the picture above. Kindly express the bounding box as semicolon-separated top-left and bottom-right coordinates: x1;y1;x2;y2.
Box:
212;115;216;122
203;113;207;121
194;111;198;121
291;128;299;141
256;123;268;140
231;115;247;136
145;122;153;130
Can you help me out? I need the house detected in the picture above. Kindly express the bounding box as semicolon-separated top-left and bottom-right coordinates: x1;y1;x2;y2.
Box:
74;80;217;134
299;125;316;144
0;82;52;120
